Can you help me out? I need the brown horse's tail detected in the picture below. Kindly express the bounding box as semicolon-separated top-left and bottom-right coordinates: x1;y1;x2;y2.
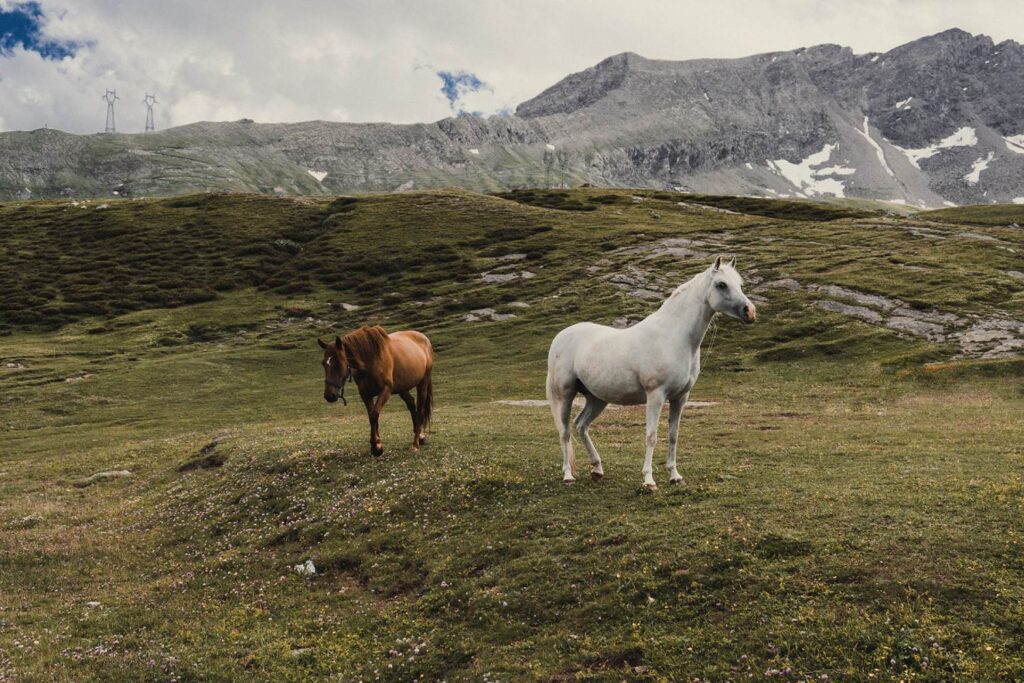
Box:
421;372;433;432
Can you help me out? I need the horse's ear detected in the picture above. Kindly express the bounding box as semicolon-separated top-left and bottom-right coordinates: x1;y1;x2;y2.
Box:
712;255;723;271
318;338;328;349
727;254;737;268
335;335;343;348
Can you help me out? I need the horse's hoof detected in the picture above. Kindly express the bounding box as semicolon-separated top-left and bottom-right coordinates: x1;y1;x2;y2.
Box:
371;445;384;457
643;482;658;491
669;477;685;485
418;435;428;445
591;471;604;481
563;477;576;485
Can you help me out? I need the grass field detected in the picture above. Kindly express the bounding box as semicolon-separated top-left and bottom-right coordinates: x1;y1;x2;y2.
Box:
1;189;1022;681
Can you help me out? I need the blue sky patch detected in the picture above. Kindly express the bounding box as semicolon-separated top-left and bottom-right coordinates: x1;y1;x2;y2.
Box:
437;69;491;114
0;1;78;59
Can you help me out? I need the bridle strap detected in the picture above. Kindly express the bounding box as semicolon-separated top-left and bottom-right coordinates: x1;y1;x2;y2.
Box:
324;369;353;405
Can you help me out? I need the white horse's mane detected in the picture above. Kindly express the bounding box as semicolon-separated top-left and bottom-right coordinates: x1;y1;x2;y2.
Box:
662;266;711;305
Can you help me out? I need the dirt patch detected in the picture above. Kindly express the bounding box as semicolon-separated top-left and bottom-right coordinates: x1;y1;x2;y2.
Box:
179;437;230;472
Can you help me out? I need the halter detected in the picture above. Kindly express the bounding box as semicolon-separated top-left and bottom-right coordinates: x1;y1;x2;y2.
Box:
324;369;352;405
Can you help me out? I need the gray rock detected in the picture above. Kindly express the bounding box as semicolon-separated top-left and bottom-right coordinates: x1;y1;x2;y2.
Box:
628;288;665;300
807;284;901;311
73;470;132;488
480;271;535;283
886;316;947;340
814;300;884;323
890;307;964;326
957;231;999;242
766;278;802;291
466;308;517;322
480;272;518;283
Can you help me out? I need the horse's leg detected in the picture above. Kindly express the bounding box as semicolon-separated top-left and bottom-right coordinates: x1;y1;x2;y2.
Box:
547;378;577;484
368;387;392;456
359;389;380;456
415;371;431;445
398;390;420;450
642;390;666;490
665;395;687;484
574;395;608;480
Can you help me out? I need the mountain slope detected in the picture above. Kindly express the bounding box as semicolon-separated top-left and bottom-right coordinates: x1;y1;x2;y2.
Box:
3;29;1024;206
1;190;1022;679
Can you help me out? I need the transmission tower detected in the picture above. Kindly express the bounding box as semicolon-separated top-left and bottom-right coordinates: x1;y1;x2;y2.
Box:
143;93;158;132
102;89;119;133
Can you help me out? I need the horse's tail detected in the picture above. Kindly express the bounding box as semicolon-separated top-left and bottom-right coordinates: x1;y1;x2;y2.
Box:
421;371;433;432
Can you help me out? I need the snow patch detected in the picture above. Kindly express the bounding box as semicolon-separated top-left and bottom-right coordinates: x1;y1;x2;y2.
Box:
896;127;977;169
307;170;327;182
855;117;896;179
545;143;556;151
870;55;880;62
895;97;913;109
744;162;753;170
1013;197;1024;205
964;152;994;185
817;165;856;175
943;200;958;207
768;143;847;198
1003;135;1024;154
468;148;480;155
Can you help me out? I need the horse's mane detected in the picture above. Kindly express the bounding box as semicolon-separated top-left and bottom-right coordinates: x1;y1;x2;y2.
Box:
342;325;390;370
664;269;705;301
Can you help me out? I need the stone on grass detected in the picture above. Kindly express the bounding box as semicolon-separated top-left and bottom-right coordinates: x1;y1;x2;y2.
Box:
73;470;132;488
294;559;316;576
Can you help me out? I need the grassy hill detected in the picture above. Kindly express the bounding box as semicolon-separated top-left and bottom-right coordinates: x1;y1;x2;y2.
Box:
1;189;1022;680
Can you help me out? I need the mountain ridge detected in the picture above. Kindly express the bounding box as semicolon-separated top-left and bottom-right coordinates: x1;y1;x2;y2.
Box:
3;28;1024;207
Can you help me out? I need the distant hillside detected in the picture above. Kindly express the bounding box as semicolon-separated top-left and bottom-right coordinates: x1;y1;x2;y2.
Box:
3;29;1024;206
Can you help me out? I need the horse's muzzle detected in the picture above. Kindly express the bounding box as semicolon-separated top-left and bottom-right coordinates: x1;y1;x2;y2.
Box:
743;303;757;324
324;394;338;403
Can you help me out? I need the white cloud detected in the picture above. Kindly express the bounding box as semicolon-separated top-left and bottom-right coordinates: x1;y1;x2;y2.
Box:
2;0;1024;133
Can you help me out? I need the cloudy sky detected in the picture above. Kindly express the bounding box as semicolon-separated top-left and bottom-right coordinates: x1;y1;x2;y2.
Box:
2;0;1024;134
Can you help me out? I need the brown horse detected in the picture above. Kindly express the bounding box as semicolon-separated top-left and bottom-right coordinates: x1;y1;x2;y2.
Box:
318;326;434;455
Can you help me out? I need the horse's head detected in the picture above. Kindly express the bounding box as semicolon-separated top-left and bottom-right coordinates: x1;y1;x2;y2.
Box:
707;254;756;324
318;336;351;404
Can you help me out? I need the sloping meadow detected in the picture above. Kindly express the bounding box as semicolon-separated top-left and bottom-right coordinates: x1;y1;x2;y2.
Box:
0;189;1022;680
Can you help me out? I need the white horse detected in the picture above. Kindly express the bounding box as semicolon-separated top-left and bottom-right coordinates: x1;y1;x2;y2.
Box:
546;255;756;489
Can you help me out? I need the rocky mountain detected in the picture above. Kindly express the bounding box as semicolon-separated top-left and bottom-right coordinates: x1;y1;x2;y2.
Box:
3;28;1024;207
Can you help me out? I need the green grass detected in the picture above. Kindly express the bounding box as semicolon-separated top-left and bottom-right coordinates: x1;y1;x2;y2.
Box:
1;188;1022;680
920;204;1024;226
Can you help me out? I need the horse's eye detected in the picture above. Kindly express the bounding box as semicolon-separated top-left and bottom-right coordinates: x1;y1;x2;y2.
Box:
716;282;727;290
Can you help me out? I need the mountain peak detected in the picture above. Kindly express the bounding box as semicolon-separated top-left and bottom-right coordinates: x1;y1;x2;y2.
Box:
895;27;994;52
515;52;641;118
